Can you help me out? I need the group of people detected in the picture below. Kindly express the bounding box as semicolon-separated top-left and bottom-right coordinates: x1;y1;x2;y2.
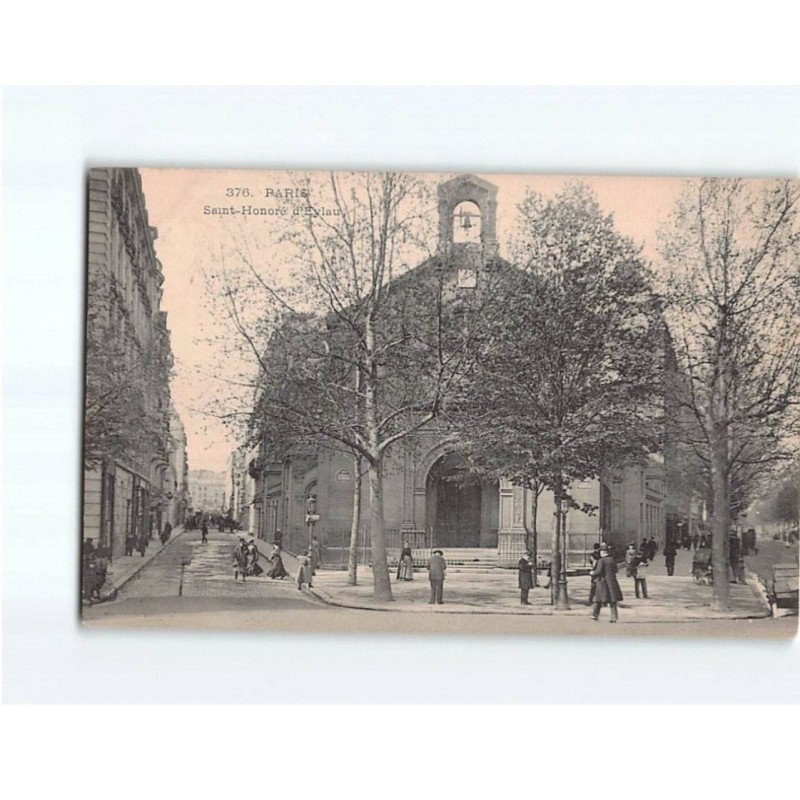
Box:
125;528;150;557
231;536;264;580
185;512;239;534
675;528;711;551
81;539;112;604
229;530;322;589
392;543;447;603
392;544;617;612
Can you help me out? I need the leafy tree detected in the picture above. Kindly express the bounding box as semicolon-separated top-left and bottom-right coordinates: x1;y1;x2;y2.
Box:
660;178;800;609
772;471;800;525
450;183;665;609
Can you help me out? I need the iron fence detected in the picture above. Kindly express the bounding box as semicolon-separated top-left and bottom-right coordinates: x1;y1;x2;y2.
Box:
302;528;431;570
285;526;625;572
499;530;626;570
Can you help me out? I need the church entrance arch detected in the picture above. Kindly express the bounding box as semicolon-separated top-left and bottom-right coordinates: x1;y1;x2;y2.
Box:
424;452;499;548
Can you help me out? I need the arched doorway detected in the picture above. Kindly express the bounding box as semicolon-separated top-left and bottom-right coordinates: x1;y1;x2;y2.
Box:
425;453;498;548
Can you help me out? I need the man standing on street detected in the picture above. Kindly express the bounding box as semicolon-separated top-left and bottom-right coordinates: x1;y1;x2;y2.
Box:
588;542;602;605
518;551;534;605
729;532;743;583
664;539;677;576
590;545;623;622
160;521;172;545
647;536;658;561
429;549;446;605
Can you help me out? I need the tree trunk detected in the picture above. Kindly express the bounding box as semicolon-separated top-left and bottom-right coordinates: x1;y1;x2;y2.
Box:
368;461;393;601
363;313;392;601
347;455;362;585
710;427;732;611
554;493;570;609
531;485;540;587
550;516;558;606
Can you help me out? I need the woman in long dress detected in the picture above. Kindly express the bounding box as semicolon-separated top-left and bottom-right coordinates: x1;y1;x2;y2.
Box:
397;543;414;581
309;537;321;575
297;550;313;590
267;542;289;579
245;539;263;576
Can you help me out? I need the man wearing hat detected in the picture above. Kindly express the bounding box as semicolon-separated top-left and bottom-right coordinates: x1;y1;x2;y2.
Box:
588;542;603;604
590;545;623;622
518;551;534;605
428;550;446;605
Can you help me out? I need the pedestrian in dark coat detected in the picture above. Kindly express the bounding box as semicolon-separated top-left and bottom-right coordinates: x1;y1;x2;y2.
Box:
428;550;446;604
82;540;96;602
92;548;110;599
125;531;136;557
729;533;743;582
590;547;623;622
201;522;209;544
136;531;148;557
518;552;534;605
664;541;677;576
588;543;602;604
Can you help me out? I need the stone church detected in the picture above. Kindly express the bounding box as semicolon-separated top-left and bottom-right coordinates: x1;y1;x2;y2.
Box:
253;175;667;567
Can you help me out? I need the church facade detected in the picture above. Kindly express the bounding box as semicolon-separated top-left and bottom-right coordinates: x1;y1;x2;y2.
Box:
252;175;667;566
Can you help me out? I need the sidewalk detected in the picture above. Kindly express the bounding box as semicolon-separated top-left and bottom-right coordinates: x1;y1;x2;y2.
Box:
89;527;187;601
302;551;771;622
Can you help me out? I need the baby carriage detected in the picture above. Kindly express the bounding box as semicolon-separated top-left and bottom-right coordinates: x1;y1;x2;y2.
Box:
692;547;713;585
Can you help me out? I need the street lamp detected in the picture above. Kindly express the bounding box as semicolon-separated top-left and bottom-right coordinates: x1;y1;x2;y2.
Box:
554;505;570;610
305;494;319;548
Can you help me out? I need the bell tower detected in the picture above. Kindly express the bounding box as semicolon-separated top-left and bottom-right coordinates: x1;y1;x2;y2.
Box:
437;174;499;263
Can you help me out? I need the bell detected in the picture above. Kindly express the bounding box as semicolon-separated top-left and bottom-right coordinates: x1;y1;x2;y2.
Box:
461;212;472;230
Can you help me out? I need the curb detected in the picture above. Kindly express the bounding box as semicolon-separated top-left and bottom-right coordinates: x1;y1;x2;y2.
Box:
744;568;773;617
111;529;187;594
306;584;771;623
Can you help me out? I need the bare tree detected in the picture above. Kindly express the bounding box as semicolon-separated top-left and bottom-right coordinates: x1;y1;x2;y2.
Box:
209;172;490;601
84;272;173;471
660;178;800;609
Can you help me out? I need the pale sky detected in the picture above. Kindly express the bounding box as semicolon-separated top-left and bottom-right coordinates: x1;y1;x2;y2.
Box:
140;169;686;473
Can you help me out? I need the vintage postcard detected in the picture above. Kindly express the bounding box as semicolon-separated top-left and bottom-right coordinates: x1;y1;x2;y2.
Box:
81;168;799;636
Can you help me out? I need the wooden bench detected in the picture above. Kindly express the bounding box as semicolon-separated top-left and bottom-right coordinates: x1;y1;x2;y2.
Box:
765;563;799;614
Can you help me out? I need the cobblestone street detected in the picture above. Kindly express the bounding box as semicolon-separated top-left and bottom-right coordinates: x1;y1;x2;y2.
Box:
117;531;297;599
